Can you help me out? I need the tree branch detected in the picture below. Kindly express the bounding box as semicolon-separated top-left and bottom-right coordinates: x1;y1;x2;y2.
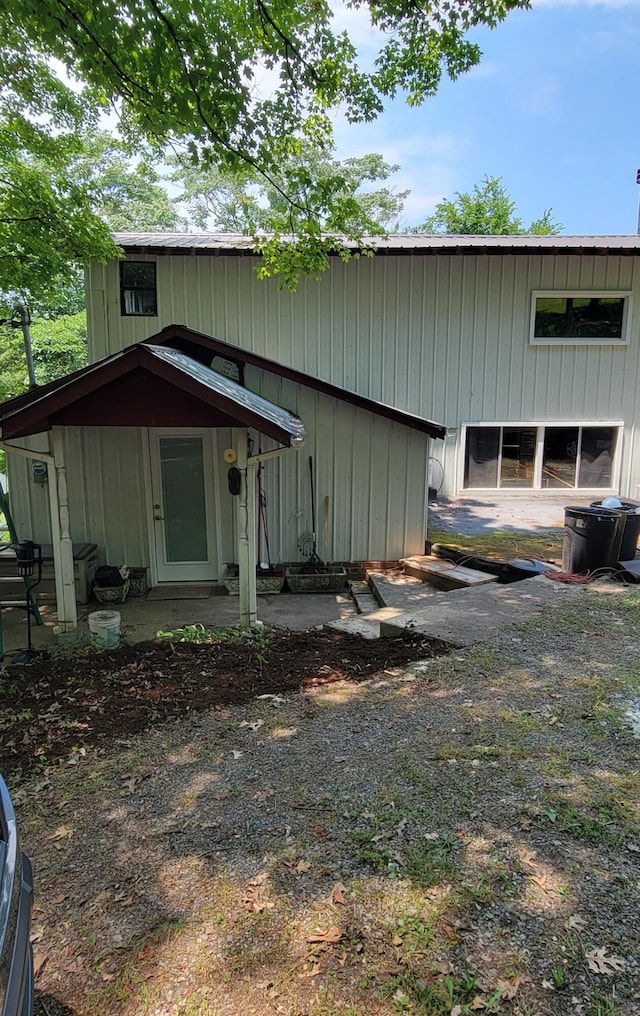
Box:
142;0;307;216
54;0;154;103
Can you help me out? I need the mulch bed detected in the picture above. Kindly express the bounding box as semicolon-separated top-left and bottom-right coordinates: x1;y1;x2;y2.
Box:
0;628;450;781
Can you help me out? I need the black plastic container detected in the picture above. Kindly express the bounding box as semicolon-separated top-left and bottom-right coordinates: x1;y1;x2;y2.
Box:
590;499;640;561
562;506;624;574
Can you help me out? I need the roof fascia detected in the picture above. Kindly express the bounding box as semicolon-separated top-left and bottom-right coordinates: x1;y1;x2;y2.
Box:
147;324;446;439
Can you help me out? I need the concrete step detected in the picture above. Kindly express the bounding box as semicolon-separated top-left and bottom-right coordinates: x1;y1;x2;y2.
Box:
348;580;379;615
379;574;581;646
367;570;439;610
401;555;499;591
327;616;380;639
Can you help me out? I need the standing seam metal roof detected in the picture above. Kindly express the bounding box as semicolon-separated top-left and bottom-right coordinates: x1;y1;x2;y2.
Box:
112;232;640;255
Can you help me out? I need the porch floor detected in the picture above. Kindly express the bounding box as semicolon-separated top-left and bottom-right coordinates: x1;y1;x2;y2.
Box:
0;590;358;656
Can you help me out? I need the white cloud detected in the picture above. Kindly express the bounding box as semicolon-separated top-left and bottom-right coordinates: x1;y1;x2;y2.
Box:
331;119;471;226
330;1;383;58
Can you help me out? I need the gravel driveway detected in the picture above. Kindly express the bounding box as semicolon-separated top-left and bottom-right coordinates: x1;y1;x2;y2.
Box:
14;585;640;1016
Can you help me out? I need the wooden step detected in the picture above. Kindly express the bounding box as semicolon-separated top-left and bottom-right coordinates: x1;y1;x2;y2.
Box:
400;555;499;592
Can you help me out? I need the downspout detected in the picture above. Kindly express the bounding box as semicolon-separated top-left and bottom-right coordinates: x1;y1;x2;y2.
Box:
0;434;78;633
235;432;305;626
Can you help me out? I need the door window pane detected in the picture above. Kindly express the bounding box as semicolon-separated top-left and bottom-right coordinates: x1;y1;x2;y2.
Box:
159;437;208;562
578;427;616;488
500;428;536;488
542;427;578;489
464;427;499;488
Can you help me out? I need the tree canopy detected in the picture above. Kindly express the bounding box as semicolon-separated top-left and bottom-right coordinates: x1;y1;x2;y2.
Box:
172;143;410;287
0;0;531;291
417;175;561;235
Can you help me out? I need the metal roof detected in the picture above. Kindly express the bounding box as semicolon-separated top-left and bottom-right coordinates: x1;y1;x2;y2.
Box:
0;344;307;445
113;232;640;257
146;345;306;446
144;324;447;439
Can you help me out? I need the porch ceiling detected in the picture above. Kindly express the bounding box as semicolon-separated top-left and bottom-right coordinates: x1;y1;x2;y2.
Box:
0;344;306;446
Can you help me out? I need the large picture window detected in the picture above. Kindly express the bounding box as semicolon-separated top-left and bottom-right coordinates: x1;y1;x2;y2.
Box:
120;261;157;316
463;424;620;491
530;292;630;345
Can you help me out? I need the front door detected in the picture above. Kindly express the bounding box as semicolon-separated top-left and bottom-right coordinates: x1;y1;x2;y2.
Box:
149;430;217;583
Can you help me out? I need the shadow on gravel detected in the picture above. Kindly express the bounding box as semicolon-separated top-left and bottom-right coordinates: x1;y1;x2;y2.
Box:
35;991;79;1016
17;603;640;1016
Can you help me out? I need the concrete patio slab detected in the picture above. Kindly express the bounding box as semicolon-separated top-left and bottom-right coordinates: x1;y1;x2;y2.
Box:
0;590;358;658
379;574;582;646
428;494;594;536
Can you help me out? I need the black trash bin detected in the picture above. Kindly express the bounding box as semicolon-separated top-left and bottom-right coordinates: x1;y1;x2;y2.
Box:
590;499;640;561
562;506;624;574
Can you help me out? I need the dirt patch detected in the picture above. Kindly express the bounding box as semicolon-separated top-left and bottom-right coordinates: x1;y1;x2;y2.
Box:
0;628;450;781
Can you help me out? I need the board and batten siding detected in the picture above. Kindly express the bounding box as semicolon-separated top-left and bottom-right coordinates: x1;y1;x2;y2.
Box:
87;251;640;498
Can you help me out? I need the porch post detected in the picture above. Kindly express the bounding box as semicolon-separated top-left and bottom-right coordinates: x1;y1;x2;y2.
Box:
236;430;257;625
51;427;78;631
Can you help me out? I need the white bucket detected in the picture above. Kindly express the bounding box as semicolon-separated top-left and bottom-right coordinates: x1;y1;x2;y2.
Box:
88;609;121;649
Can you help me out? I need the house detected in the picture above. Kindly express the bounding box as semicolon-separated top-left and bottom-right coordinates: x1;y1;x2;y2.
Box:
2;232;640;629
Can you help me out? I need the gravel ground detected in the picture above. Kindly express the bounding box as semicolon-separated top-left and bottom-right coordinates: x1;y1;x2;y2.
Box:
12;585;640;1016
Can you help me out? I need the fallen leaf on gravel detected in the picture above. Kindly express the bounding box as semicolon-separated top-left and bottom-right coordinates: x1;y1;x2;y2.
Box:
51;893;67;905
33;954;47;977
301;961;321;977
520;850;539;873
566;915;587;931
626;841;639;853
295;860;311;873
495;973;531;999
248;872;269;886
531;873;555;893
242;884;274;913
331;883;346;905
137;945;157;962
395;817;408;836
307;926;344;944
470;996;488;1010
240;720;264;731
585;947;626;975
48;825;74;841
542;979;555;990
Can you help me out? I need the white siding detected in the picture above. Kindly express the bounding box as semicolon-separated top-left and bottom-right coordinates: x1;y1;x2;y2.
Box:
11;250;640;582
87;251;640;498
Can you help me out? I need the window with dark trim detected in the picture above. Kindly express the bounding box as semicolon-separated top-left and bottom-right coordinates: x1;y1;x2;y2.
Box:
120;261;157;316
463;424;619;490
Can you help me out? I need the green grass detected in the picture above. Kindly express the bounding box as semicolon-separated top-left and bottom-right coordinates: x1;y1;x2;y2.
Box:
427;526;564;565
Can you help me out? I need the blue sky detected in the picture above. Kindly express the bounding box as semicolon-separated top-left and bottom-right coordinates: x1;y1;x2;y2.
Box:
332;0;640;234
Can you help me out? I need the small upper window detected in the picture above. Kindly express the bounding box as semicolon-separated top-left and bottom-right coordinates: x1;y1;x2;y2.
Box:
530;291;630;345
120;261;157;316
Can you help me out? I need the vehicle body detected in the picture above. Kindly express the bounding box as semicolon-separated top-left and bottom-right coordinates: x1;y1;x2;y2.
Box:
0;776;33;1016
